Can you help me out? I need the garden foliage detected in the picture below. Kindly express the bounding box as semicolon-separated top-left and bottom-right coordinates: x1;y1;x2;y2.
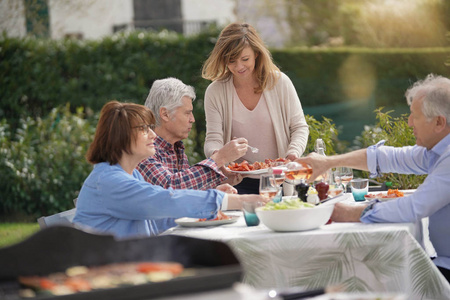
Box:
0;104;96;217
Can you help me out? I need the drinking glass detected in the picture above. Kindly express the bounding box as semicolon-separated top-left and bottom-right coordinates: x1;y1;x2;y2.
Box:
284;162;312;184
350;178;369;201
335;167;353;193
333;170;342;189
284;162;312;201
242;201;263;226
270;163;286;186
259;174;280;202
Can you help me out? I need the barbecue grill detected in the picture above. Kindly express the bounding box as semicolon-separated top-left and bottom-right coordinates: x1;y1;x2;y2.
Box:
0;226;242;299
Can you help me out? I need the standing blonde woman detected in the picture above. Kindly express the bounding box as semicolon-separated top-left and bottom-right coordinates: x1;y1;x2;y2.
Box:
202;22;309;194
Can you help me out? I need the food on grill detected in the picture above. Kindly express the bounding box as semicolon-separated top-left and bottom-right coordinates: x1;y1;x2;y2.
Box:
198;210;231;222
228;158;290;172
365;189;404;199
18;261;186;297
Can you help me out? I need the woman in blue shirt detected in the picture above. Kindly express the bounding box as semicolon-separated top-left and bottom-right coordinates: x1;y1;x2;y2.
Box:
73;101;264;239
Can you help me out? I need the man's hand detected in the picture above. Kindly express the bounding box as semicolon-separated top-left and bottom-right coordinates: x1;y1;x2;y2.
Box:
220;166;244;186
211;138;248;168
295;152;329;183
330;202;366;222
221;173;243;186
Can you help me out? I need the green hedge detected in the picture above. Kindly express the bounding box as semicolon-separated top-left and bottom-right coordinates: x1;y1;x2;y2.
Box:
0;104;96;217
0;29;217;153
2;30;449;141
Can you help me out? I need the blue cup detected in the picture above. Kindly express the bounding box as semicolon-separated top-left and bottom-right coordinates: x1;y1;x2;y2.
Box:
242;201;263;226
350;178;369;201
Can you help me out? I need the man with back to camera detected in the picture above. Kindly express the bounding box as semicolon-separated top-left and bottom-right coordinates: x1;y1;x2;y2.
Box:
296;74;450;283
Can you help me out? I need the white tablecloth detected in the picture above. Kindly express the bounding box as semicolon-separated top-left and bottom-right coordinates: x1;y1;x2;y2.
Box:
163;195;450;300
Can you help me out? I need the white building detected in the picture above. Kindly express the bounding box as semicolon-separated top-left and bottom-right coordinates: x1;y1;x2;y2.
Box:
0;0;237;40
0;0;291;48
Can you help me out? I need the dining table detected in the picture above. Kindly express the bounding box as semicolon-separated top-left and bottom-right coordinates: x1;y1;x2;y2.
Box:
162;193;450;300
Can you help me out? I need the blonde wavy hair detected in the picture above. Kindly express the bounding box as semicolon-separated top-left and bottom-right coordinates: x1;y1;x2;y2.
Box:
201;23;280;93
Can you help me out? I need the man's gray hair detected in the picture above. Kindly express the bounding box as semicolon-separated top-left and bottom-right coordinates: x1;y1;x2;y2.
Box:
405;74;450;126
144;77;196;126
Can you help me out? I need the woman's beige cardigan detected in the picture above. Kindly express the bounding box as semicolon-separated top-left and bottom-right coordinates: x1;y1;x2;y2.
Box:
204;72;309;159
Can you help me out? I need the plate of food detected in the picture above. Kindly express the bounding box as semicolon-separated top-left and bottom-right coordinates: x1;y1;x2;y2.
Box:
227;168;269;175
175;212;239;227
227;158;290;175
364;189;413;201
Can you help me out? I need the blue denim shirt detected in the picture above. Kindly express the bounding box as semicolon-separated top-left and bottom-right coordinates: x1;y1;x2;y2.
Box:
73;162;224;239
362;134;450;269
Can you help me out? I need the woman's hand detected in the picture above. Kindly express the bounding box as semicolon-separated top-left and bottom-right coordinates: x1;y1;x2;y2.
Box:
216;184;237;194
210;138;248;168
227;194;267;210
286;153;298;161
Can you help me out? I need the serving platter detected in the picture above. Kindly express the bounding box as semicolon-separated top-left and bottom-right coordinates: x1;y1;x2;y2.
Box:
228;169;269;175
364;191;414;201
175;216;239;227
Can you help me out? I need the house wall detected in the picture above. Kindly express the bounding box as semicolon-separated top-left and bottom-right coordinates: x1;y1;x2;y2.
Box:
49;0;134;39
234;0;289;48
0;0;27;38
0;0;237;40
182;0;235;25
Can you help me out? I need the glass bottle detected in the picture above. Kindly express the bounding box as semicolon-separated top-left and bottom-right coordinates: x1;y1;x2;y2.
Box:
314;139;332;184
314;139;330;200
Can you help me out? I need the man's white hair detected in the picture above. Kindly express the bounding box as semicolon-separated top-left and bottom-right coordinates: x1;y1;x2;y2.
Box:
145;77;196;126
405;74;450;126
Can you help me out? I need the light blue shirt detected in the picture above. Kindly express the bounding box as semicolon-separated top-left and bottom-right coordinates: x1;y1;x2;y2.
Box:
73;162;224;239
362;134;450;270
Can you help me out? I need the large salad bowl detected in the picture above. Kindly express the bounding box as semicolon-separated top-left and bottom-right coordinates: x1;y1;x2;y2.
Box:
255;199;334;232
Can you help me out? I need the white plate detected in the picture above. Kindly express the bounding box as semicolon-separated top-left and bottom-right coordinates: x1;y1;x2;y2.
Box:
364;191;414;201
174;216;239;227
229;169;269;175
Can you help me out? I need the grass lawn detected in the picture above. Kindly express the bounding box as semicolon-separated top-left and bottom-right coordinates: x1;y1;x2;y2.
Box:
0;223;40;248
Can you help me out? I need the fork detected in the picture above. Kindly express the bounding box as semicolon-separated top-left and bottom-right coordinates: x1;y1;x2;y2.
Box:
247;145;259;153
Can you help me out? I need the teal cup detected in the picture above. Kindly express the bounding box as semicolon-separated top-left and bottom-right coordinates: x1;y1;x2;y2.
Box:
242;201;263;226
350;178;369;201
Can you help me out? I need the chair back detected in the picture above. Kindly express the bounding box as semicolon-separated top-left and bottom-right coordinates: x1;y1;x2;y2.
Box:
37;208;77;229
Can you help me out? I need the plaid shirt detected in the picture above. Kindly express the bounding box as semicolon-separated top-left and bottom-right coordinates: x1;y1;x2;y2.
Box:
137;136;226;190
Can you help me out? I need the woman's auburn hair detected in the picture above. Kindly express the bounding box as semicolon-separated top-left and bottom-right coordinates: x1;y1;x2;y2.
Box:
86;100;155;165
201;22;280;93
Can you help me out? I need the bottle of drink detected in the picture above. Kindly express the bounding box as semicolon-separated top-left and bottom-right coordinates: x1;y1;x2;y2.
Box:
314;139;332;185
314;139;331;200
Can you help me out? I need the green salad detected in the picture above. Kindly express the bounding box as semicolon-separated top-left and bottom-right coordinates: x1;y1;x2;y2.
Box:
262;198;314;210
